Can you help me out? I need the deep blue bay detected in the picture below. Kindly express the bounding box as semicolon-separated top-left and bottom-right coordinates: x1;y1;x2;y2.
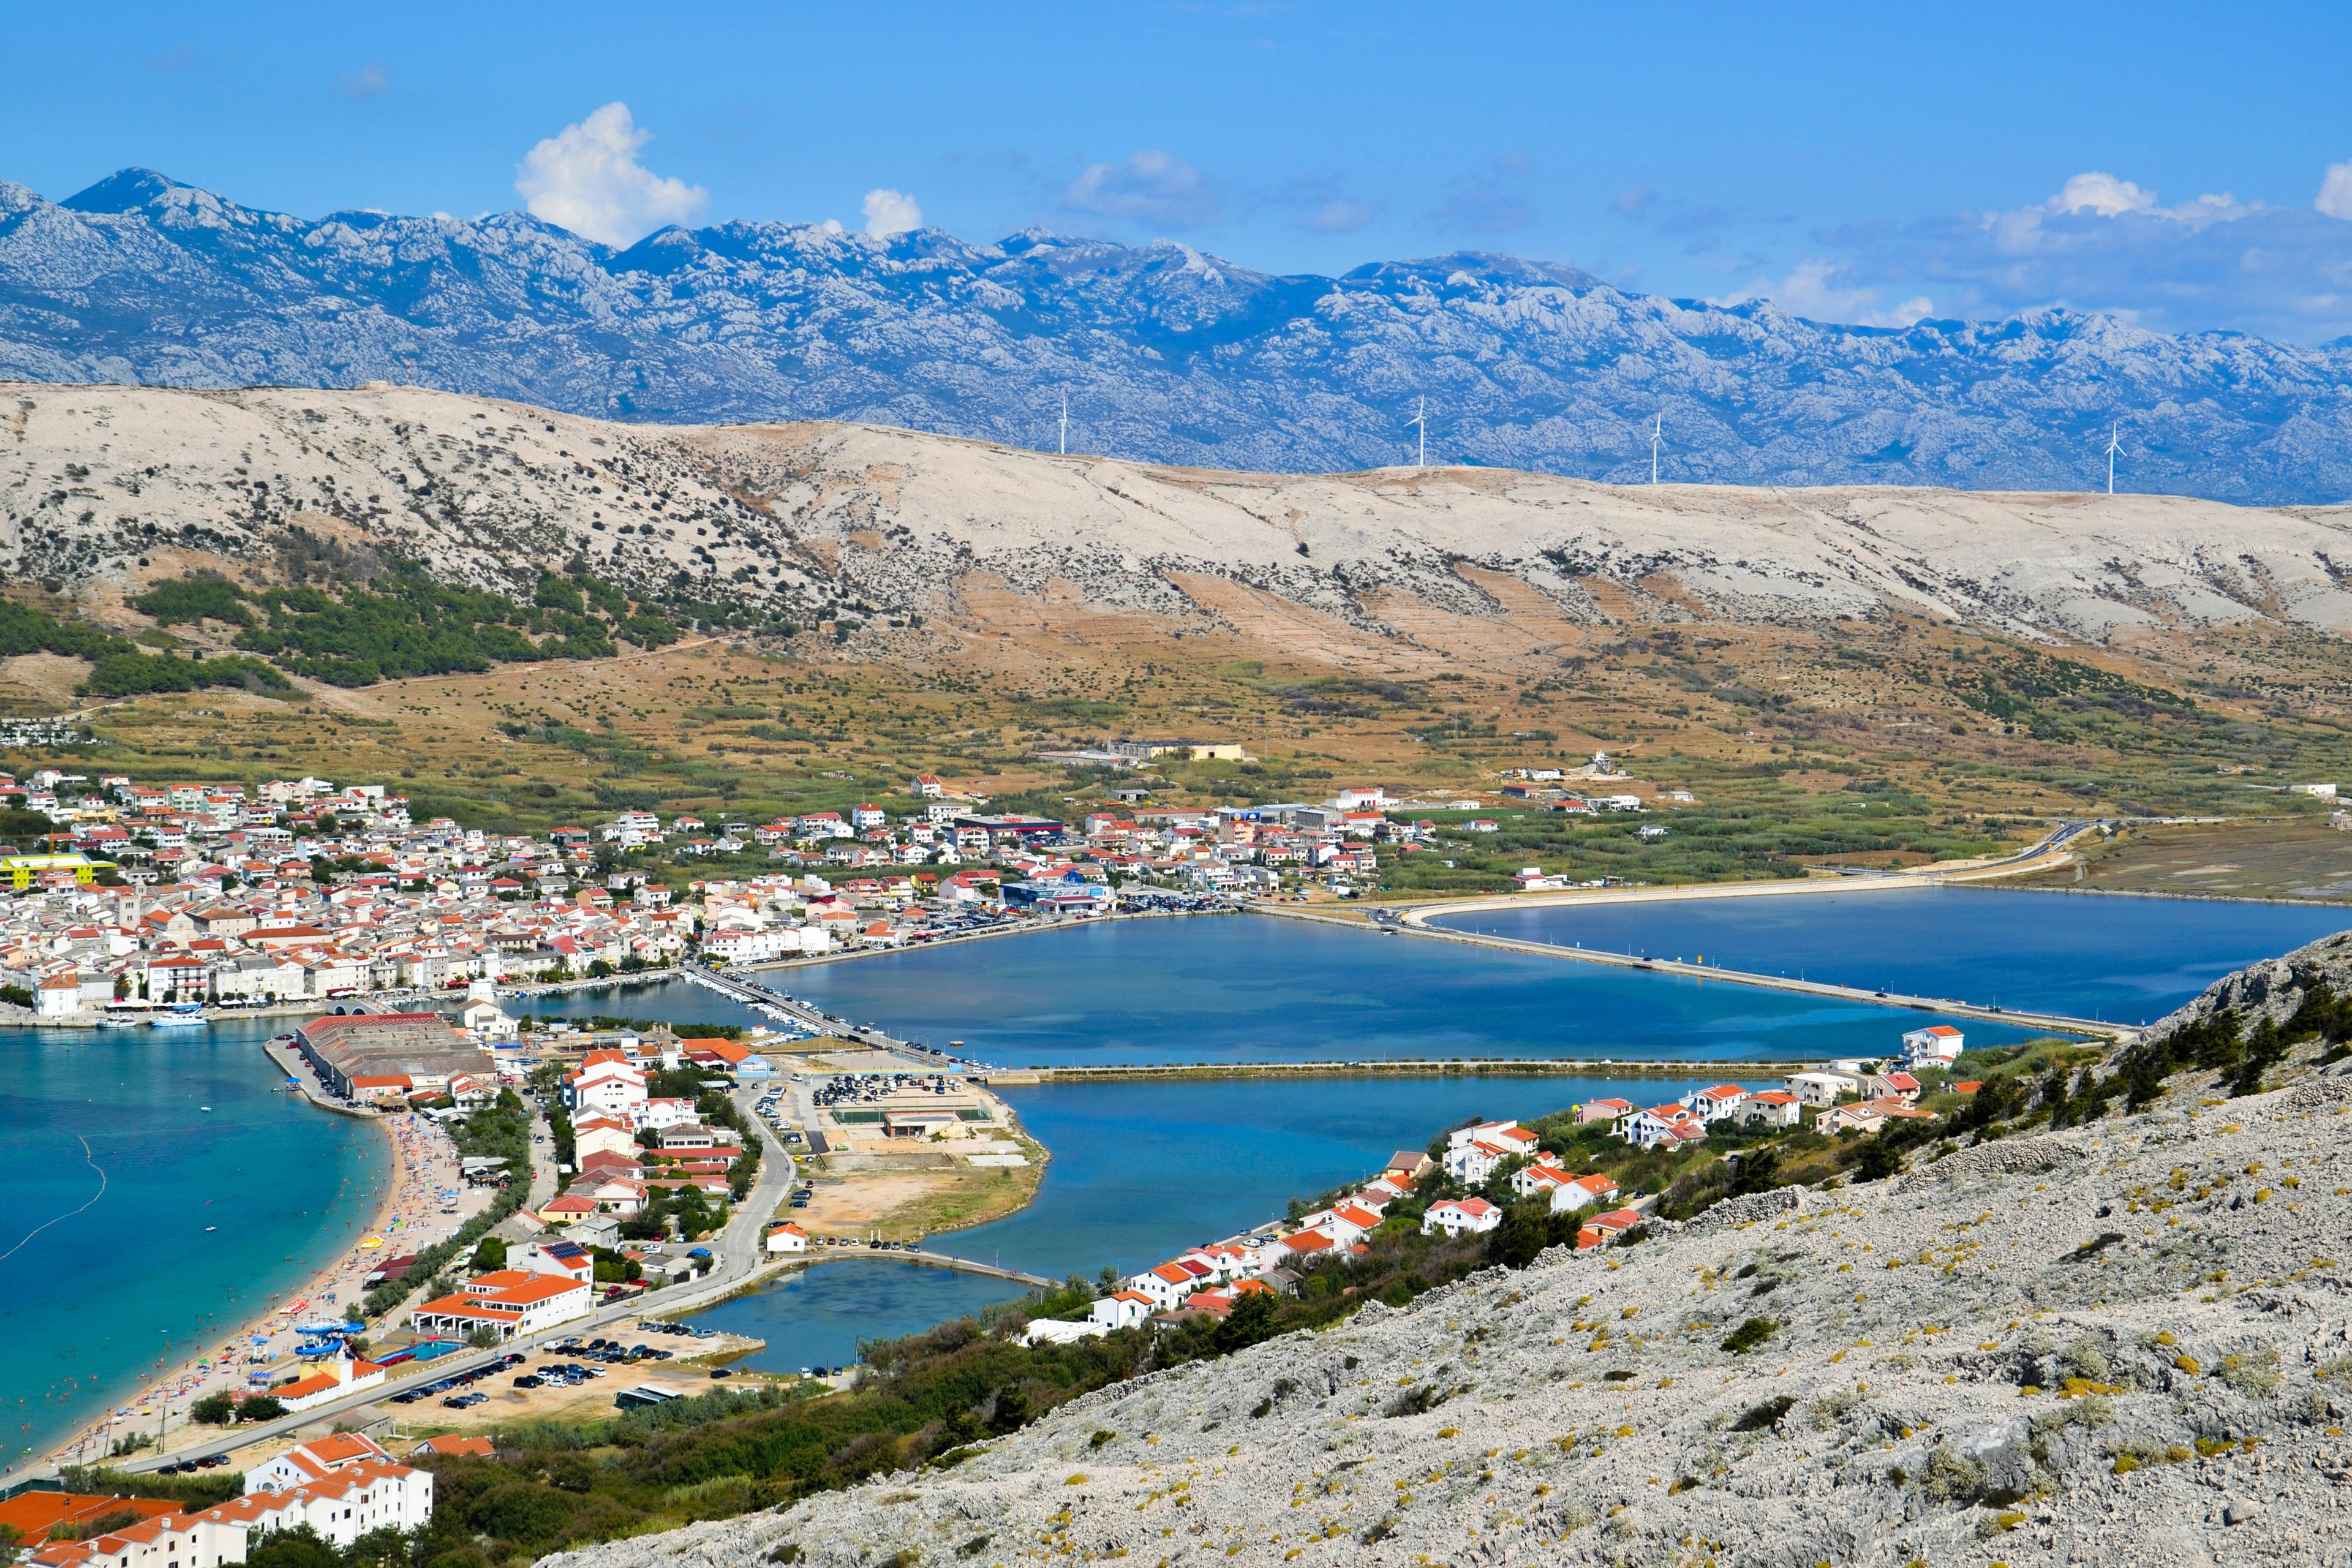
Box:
1425;888;2350;1027
0;1019;388;1473
576;912;2060;1068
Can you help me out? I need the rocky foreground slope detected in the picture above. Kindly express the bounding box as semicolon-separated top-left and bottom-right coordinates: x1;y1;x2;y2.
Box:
9;382;2352;648
547;1082;2352;1567
7;169;2352;501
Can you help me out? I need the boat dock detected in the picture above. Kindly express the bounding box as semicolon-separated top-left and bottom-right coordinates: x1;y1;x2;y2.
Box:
262;1035;376;1120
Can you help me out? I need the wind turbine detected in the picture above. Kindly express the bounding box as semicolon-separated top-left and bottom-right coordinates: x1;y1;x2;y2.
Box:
1408;397;1428;468
2105;423;2123;495
1649;414;1665;484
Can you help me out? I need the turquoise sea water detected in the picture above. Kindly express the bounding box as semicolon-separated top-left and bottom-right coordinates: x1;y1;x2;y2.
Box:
1427;889;2349;1027
695;1072;1722;1372
0;1020;389;1473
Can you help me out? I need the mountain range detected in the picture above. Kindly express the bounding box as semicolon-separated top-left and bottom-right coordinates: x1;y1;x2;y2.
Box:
4;168;2351;504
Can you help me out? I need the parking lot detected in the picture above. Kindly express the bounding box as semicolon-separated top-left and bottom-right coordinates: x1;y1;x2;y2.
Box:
373;1322;768;1429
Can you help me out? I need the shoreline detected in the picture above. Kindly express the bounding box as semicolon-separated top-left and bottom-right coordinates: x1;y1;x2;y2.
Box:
31;1071;442;1474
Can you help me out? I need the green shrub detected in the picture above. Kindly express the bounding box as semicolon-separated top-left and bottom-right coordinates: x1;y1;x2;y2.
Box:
130;575;252;626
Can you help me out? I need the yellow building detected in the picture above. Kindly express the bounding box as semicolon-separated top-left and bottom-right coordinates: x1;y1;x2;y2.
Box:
4;853;103;889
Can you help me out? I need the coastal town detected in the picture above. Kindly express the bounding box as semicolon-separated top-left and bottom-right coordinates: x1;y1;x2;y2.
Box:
2;755;2056;1540
0;760;1630;1024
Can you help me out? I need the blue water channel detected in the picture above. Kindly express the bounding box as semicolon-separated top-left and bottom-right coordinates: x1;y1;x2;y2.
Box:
692;1072;1745;1374
1423;888;2349;1027
0;1019;388;1473
530;911;2061;1068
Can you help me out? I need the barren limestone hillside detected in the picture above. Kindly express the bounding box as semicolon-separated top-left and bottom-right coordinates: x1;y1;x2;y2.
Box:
544;1073;2352;1568
9;382;2352;651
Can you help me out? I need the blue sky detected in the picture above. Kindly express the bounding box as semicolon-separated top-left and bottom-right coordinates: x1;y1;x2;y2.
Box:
7;2;2352;341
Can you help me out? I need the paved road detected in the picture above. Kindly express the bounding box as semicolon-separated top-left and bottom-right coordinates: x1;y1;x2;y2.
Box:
681;965;948;1066
91;1083;799;1477
1266;904;2128;1039
1253;824;2133;1040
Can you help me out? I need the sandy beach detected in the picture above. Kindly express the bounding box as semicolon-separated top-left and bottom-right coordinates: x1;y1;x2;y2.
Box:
46;1100;484;1468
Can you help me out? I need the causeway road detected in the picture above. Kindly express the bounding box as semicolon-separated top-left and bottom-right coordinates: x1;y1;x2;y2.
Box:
1248;827;2134;1042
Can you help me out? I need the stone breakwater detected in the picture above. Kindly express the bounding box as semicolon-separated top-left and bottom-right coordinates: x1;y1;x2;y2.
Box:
545;1077;2352;1568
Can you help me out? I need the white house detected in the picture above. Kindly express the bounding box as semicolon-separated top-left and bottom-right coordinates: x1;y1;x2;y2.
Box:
1448;1120;1538;1154
765;1221;809;1254
1567;1173;1621;1210
1443;1138;1515;1186
1740;1090;1804;1129
638;1095;700;1131
34;973;85;1018
1088;1289;1157;1330
1624;1104;1708;1150
1785;1070;1860;1107
1684;1084;1751;1122
1901;1025;1964;1065
1131;1260;1210;1310
1422;1197;1502;1238
458;998;519;1041
570;1051;647;1120
265;1355;388;1414
1512;1163;1596;1213
514;1238;595;1283
243;1433;392;1493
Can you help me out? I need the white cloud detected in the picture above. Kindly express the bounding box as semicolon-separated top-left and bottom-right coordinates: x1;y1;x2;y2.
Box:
1303;198;1373;233
514;102;708;247
2027;171;2248;230
1715;259;1932;328
1063;151;1218;229
2320;159;2352;221
342;62;391;98
2049;171;2157;218
861;188;922;238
